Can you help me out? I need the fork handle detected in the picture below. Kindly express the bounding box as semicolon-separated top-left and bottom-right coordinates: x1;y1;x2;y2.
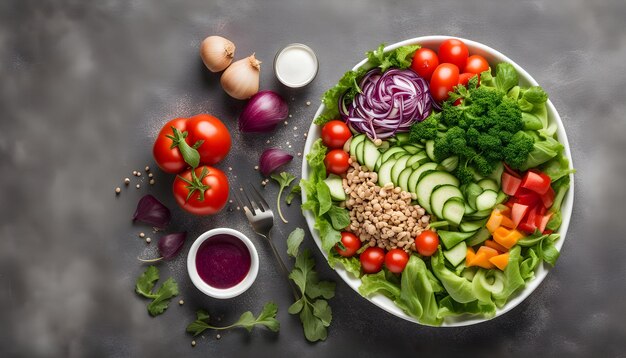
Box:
267;232;301;300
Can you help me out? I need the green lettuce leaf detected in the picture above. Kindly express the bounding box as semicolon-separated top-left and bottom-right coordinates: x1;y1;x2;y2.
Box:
394;255;443;326
359;270;400;299
493;246;525;307
431;249;476;303
328;253;362;278
437;296;496;319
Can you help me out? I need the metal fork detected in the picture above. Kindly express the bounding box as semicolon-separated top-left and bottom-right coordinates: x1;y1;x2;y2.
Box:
232;183;301;300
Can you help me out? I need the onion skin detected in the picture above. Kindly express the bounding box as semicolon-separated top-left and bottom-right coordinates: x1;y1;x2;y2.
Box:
221;54;261;100
200;36;235;72
259;148;293;176
132;195;171;229
238;90;289;132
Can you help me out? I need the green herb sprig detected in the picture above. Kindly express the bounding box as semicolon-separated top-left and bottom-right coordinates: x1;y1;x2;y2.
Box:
270;172;296;223
186;302;280;337
135;266;179;316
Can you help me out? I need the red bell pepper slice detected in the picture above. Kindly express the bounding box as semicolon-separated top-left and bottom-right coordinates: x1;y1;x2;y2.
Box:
501;172;522;196
537;212;553;233
518;206;539;233
521;171;551;195
511;203;529;228
515;188;542;207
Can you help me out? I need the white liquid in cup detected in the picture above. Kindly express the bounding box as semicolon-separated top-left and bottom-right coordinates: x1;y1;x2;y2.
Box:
274;44;318;88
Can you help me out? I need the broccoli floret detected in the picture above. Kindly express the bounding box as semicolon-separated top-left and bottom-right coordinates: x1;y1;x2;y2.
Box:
473;155;496;176
409;113;439;141
491;96;523;133
466;127;480;146
440;101;463;127
455;166;474;185
504;131;535;169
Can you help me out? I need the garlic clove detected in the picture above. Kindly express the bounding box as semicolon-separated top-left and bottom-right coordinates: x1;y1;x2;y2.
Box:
200;35;236;72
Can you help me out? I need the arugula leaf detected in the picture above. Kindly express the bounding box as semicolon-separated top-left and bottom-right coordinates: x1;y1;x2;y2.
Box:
286;184;301;205
186;302;280;337
271;172;296;224
287;247;335;342
287;228;305;258
135;266;179;316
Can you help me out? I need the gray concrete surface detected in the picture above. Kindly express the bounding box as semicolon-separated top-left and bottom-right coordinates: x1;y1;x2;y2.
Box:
1;0;625;357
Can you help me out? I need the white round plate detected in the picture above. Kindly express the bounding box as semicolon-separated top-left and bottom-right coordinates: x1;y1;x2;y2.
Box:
301;36;574;326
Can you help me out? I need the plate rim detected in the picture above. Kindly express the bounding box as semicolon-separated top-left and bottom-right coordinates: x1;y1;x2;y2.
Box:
300;35;575;327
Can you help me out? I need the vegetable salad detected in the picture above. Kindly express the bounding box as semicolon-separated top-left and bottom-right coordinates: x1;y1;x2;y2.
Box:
302;39;574;325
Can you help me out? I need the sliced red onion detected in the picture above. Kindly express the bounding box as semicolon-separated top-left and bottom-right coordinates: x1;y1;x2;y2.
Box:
239;90;289;132
132;194;171;228
259;148;293;176
340;68;433;141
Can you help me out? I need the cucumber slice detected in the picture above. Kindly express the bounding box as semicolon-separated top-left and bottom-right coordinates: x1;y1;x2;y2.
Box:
444;241;467;267
415;171;460;213
354;141;365;165
477;179;498;192
381;147;405;162
466;227;491;246
394;132;411;144
430;185;463;219
459;219;488;232
391;155;411;185
323;175;346;201
438;230;476;250
377;158;397;186
392;152;406;160
402;145;420;154
464;203;476;215
464;209;492;220
349;134;366;157
425;140;437;162
363;139;381;171
442;198;465;225
408;163;438;194
488;161;504;186
464;183;483;211
406;152;429;168
495;191;508;205
378;140;390;150
398;167;413;193
461;267;478;281
440;156;459;172
475;190;498;211
374;155;383;171
454;261;466;276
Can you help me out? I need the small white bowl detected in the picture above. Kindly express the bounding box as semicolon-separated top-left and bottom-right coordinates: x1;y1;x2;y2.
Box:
187;228;259;299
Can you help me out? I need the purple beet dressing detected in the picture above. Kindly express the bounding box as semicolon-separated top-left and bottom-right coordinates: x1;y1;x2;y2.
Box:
195;234;251;289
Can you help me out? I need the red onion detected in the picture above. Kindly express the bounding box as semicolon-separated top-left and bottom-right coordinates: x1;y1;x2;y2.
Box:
340;68;433;141
238;90;289;132
259;148;293;176
139;232;187;262
132;194;171;228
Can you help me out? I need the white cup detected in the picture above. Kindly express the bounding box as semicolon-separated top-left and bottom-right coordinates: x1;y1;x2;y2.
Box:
187;228;259;299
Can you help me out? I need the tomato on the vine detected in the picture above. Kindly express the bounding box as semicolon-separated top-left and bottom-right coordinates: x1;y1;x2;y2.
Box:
335;232;361;257
438;39;469;72
384;249;409;273
153;114;231;174
321;120;352;149
410;48;439;81
360;247;385;274
324;149;350;175
415;230;439;257
173;166;229;215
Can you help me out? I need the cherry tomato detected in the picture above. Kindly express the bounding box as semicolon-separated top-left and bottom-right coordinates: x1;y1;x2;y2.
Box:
458;72;475;87
438;39;469;72
324;149;350;175
410;48;439;81
465;55;490;75
335;232;361;257
153;114;231;174
415;230;439;257
360;247;385;274
321;120;352;149
430;63;459;103
384;249;409;273
173;166;229;215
